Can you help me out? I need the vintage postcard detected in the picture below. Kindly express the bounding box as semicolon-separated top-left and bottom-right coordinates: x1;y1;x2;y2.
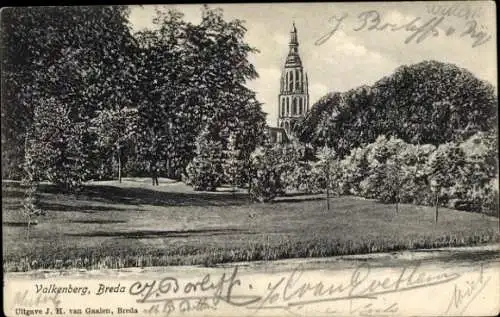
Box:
2;1;498;317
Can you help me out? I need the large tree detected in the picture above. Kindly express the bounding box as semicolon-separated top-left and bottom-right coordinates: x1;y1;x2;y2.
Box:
134;6;265;184
133;9;188;185
297;61;497;158
1;6;138;183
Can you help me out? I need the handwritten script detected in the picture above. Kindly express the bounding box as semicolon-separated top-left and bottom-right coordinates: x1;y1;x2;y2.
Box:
445;264;491;316
12;290;62;316
315;10;492;48
128;262;460;315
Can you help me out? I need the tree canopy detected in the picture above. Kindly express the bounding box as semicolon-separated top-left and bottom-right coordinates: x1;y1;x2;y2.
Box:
1;6;137;180
296;60;498;158
1;5;266;186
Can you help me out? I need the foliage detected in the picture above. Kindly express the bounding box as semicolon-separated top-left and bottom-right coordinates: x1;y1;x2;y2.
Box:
186;129;224;191
90;107;138;181
21;141;44;239
287;162;321;194
360;136;406;202
426;143;468;205
297;61;497;158
249;145;285;202
337;146;369;196
1;6;265;189
26;97;88;192
223;133;244;190
396;143;436;205
301;134;497;215
276;142;306;191
313;146;340;193
134;7;265;182
1;6;136;181
480;181;499;216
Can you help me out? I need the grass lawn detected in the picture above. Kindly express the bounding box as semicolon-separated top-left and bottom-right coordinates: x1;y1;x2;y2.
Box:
2;178;499;272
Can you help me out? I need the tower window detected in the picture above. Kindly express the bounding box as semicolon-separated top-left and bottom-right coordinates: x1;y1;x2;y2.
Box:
281;99;285;116
286;97;290;115
289;71;293;91
292;98;297;115
295;70;300;90
299;98;303;114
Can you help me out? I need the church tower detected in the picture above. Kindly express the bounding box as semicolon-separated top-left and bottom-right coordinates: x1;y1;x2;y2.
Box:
278;22;309;136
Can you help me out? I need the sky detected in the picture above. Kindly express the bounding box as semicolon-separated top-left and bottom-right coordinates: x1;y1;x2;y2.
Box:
128;1;497;126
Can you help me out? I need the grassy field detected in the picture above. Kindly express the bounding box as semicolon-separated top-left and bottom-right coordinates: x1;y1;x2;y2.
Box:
2;178;499;272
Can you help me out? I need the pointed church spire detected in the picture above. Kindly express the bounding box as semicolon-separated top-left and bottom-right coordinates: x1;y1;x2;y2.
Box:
278;21;309;138
290;21;298;45
285;22;301;67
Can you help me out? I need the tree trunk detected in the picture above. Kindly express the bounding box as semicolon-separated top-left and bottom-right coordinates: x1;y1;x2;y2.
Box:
247;162;252;201
232;173;236;196
434;192;439;224
150;161;159;186
326;187;330;211
326;162;330;211
166;158;175;179
151;173;158;186
396;190;399;214
117;147;122;183
26;216;31;241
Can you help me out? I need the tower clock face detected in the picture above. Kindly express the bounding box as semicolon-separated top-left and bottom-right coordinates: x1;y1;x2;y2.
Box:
277;23;309;136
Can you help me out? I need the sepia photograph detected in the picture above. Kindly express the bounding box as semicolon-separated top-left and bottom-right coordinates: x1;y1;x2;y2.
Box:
2;2;498;316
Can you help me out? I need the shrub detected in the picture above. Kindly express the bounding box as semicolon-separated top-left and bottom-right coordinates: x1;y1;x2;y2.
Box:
21;147;45;239
222;133;244;191
27;97;89;192
275;142;305;191
186;130;224;191
397;144;435;205
481;181;499;216
338;146;369;196
288;162;322;194
332;135;497;216
122;157;149;178
249;146;284;202
312;146;342;196
359;136;405;201
426;142;468;208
